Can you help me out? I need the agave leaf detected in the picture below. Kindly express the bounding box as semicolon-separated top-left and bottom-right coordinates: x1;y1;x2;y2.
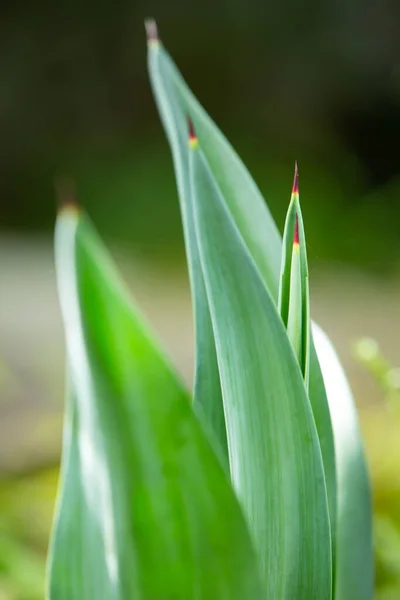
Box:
146;23;227;459
47;207;263;599
146;24;337;566
313;323;373;600
147;24;281;294
189;135;331;598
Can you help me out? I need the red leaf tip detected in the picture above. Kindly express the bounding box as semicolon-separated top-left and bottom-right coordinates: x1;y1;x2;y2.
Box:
292;161;299;194
294;213;300;245
188;116;196;139
145;19;159;44
188;116;198;147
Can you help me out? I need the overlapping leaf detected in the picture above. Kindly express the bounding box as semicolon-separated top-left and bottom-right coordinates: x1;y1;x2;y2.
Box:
147;23;337;573
47;207;263;599
189;135;331;598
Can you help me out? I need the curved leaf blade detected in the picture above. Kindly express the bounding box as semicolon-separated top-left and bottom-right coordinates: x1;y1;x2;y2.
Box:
148;32;282;296
147;30;337;564
313;323;373;600
47;381;119;599
147;28;227;460
189;139;331;598
47;207;263;599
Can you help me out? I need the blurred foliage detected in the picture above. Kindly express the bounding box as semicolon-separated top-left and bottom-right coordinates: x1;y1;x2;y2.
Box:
0;470;56;599
355;340;400;599
355;338;400;408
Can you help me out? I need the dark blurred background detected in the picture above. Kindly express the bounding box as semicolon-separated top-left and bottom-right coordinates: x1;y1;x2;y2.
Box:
1;2;400;598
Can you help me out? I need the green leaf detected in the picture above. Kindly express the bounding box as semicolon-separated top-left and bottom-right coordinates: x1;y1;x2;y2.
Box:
189;139;331;598
279;171;310;387
47;207;263;599
147;27;337;570
146;27;227;460
313;323;373;600
147;28;282;295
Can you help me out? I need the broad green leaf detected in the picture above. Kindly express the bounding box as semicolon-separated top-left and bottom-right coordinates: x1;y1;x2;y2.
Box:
47;206;263;599
147;25;337;567
189;138;331;598
313;323;373;600
279;170;310;387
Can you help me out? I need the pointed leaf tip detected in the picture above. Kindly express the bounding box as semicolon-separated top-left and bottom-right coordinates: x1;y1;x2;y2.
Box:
292;162;299;194
145;19;159;44
188;116;198;148
55;177;80;216
294;213;300;245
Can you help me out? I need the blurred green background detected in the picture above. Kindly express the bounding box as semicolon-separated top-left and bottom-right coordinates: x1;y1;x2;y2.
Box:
1;1;400;598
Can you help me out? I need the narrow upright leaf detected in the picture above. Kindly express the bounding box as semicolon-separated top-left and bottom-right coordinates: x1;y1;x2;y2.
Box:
47;206;263;599
189;127;331;599
279;165;310;386
146;20;227;459
279;164;300;326
147;21;282;294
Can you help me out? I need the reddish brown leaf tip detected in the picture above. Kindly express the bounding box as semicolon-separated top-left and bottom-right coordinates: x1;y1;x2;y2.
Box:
55;177;80;214
188;116;196;140
188;116;198;147
292;161;299;194
294;213;300;245
145;19;159;43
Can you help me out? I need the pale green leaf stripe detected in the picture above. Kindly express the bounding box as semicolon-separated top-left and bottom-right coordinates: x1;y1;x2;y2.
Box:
190;143;331;599
147;38;337;570
147;39;227;460
47;208;263;599
313;323;373;600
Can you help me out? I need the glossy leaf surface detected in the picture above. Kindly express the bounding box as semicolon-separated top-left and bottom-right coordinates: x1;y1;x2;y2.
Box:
147;30;337;559
47;207;263;600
